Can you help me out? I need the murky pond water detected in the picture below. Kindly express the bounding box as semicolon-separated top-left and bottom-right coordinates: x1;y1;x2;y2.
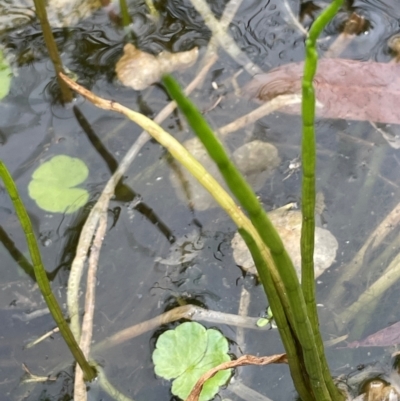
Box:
2;0;400;400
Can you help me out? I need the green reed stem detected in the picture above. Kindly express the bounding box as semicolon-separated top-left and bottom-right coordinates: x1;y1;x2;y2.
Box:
0;160;95;381
119;0;131;28
301;1;344;400
162;74;332;401
239;228;312;400
32;0;72;103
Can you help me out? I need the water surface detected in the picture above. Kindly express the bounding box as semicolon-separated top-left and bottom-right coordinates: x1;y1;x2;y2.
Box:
1;0;400;400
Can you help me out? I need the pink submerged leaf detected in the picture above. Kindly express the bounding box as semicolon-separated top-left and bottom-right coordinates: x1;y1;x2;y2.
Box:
244;58;400;125
345;321;400;348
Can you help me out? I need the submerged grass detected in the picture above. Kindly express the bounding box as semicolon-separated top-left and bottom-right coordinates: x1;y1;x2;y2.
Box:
0;161;95;381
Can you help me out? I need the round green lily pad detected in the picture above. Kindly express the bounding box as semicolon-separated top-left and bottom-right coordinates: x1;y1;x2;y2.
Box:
28;155;89;213
152;322;231;401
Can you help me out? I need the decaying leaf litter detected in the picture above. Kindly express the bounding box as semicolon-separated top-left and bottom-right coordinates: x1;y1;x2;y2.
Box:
8;0;400;398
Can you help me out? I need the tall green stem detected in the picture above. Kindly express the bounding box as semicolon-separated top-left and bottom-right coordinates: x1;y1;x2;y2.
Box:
162;75;332;401
119;0;131;28
301;1;344;400
239;229;312;400
32;0;72;103
0;161;95;381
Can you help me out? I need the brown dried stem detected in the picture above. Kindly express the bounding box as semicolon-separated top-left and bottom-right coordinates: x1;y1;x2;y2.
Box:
185;354;288;401
93;304;267;352
74;213;107;401
65;53;217;342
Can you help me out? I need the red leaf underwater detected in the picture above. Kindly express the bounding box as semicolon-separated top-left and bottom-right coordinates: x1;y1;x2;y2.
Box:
245;59;400;125
345;321;400;348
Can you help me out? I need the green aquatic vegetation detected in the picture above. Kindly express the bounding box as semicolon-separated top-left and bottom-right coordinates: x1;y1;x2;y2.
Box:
2;0;346;397
152;322;231;401
162;74;314;399
119;0;131;28
31;0;72;102
0;50;11;100
161;2;344;400
256;307;276;328
0;159;95;381
56;0;346;398
162;74;333;400
28;155;89;213
300;0;344;400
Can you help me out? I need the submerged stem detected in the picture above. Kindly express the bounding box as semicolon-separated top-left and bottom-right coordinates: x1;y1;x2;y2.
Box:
32;0;72;102
0;161;95;381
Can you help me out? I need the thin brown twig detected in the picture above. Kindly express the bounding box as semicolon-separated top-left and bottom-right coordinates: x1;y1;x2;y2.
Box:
189;0;261;75
185;354;288;401
93;304;266;352
21;364;57;383
65;53;218;342
282;0;307;35
201;0;244;66
236;286;250;354
74;213;108;401
24;327;60;349
218;95;302;136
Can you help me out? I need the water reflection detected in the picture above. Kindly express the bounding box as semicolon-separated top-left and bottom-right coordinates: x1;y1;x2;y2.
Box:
2;0;400;400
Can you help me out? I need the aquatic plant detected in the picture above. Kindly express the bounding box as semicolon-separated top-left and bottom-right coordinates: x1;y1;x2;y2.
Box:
32;0;72;102
158;4;344;400
28;155;89;213
12;0;349;398
0;160;95;381
58;0;345;392
153;322;231;401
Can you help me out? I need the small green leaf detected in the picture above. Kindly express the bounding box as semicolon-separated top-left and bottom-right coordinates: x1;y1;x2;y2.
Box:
28;155;89;213
153;322;208;379
153;322;231;401
267;306;273;319
256;318;269;328
0;49;12;100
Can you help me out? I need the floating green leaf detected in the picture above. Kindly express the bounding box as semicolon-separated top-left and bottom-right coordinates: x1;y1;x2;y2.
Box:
28;155;89;213
0;49;12;100
152;322;231;401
